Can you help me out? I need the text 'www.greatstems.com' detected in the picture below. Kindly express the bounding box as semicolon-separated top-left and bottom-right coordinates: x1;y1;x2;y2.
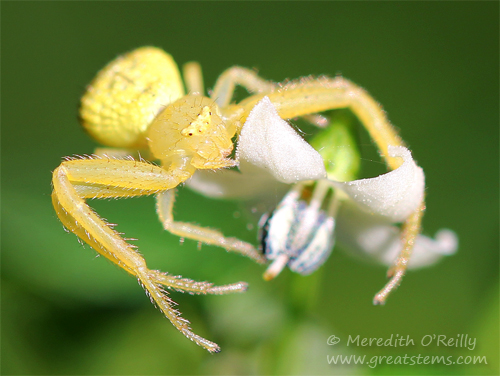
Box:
327;354;487;369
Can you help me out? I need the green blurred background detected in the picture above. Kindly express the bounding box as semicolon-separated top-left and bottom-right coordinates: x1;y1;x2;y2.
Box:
2;2;498;375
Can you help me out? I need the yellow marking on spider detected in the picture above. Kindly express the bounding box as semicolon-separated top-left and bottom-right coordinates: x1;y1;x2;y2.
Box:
181;106;212;136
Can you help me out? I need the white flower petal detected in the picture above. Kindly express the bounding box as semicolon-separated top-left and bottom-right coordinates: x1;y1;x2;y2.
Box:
332;145;425;222
336;202;457;269
186;162;287;199
236;96;326;184
402;229;458;268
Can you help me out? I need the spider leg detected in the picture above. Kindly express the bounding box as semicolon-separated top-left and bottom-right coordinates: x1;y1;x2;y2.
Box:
156;189;265;264
373;201;425;305
51;157;247;352
211;66;276;108
238;77;406;165
211;67;327;132
182;62;204;95
302;113;331;128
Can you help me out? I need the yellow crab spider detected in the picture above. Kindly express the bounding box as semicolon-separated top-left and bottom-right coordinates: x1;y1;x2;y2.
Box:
52;46;423;353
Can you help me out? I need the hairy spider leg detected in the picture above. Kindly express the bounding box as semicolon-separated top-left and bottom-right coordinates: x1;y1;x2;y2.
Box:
90;149;265;263
211;66;276;108
51;157;249;352
156;189;265;263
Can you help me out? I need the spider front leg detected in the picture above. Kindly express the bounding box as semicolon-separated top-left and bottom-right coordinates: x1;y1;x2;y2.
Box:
51;157;247;352
373;201;426;304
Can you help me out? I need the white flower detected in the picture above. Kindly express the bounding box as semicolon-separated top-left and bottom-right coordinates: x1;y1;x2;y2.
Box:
236;97;327;184
187;97;457;289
